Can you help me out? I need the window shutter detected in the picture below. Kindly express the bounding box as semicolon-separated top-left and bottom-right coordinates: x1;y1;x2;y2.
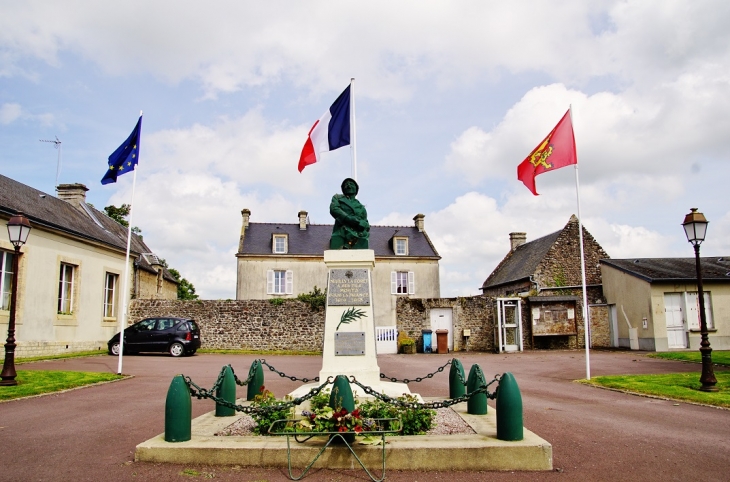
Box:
266;270;274;295
408;271;415;295
390;271;397;295
285;270;294;295
704;292;714;329
686;292;700;330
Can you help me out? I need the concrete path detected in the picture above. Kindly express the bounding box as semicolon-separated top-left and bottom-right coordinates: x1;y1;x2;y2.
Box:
1;350;728;481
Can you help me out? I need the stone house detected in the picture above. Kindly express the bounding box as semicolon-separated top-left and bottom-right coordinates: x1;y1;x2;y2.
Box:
601;257;730;351
235;209;441;328
480;215;611;349
0;175;177;357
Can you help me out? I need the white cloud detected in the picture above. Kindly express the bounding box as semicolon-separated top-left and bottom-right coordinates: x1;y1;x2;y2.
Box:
0;103;22;124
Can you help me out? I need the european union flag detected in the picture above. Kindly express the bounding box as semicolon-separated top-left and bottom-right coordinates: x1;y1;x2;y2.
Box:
101;115;142;185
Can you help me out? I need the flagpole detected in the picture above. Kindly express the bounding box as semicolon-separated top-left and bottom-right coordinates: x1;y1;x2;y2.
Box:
116;110;142;375
350;78;357;182
570;105;591;380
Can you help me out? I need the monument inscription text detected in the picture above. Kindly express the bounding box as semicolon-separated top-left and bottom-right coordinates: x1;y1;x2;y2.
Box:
335;332;366;356
327;269;370;306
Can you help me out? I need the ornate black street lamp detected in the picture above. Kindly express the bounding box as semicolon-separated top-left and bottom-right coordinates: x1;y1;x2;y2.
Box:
681;208;717;392
0;212;31;386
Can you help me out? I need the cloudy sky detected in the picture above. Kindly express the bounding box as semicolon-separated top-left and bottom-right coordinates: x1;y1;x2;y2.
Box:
2;1;729;299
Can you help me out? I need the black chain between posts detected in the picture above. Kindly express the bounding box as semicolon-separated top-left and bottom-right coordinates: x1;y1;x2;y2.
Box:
379;359;453;384
352;374;501;410
183;376;336;416
231;364;256;387
260;359;320;383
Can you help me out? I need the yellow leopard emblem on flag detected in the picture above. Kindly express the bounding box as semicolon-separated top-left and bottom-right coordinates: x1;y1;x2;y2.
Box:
529;138;554;169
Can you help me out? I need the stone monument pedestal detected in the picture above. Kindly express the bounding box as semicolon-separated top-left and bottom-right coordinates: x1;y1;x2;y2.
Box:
289;249;414;400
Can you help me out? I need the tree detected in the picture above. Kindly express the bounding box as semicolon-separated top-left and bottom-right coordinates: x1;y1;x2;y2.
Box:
104;204;142;235
167;267;199;300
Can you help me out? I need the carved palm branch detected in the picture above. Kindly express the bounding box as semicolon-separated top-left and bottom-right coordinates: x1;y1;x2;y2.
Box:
336;307;367;331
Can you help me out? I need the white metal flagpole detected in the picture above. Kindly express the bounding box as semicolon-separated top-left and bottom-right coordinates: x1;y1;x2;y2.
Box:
570;105;591;380
350;78;357;182
116;110;142;375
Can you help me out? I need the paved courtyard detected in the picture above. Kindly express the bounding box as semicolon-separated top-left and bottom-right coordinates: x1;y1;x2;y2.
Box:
1;350;728;481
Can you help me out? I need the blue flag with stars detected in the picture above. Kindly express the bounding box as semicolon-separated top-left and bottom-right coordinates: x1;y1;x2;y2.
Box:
101;116;142;185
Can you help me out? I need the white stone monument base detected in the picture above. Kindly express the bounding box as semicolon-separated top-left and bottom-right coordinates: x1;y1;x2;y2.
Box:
288;379;417;401
288;250;418;401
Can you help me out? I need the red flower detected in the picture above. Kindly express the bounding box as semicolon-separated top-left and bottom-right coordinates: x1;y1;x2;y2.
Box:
354;426;363;434
338;426;348;433
352;408;360;418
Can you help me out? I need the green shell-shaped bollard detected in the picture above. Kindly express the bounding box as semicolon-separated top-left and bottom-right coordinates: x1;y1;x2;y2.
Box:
165;374;192;442
215;365;236;417
329;375;356;444
246;359;265;401
329;375;356;412
449;358;466;399
466;364;488;415
496;372;523;441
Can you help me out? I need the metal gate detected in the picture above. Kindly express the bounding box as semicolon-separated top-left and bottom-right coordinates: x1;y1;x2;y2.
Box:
375;326;397;354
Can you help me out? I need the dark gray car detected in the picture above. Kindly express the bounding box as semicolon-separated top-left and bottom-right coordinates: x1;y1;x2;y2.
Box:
107;317;201;357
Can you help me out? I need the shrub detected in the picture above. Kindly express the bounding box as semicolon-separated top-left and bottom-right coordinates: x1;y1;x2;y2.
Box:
296;286;327;311
359;394;435;435
249;386;293;435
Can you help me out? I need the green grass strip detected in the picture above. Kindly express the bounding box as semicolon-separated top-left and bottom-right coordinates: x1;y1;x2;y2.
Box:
0;350;108;365
647;350;730;366
0;370;125;401
580;371;730;408
198;348;321;356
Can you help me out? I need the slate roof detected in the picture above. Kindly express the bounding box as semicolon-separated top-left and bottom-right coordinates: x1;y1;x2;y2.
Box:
601;257;730;283
238;223;440;258
480;230;562;290
0;174;175;282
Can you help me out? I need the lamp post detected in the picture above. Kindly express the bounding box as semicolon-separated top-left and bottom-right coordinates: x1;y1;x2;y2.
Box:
0;212;31;386
681;208;718;392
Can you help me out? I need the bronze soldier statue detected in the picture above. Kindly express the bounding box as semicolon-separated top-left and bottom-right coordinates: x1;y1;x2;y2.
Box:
330;178;369;249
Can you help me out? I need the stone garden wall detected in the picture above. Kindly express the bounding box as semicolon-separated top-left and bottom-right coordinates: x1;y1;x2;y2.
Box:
129;296;607;353
129;299;325;351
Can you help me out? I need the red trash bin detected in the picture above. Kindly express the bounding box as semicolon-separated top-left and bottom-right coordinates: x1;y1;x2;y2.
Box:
435;329;449;354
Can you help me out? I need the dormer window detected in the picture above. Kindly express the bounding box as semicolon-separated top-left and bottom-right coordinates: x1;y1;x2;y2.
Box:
273;234;288;254
394;237;408;256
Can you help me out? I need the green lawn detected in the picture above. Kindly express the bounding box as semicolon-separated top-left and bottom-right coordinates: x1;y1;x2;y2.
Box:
580;371;730;408
647;350;730;366
0;370;126;401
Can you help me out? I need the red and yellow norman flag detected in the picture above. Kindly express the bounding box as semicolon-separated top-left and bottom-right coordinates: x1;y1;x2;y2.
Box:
517;109;576;195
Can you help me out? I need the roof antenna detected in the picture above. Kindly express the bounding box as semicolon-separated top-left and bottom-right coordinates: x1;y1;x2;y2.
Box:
40;136;62;187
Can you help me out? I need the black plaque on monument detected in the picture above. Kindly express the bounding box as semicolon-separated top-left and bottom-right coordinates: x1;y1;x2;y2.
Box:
327;269;370;306
335;332;366;356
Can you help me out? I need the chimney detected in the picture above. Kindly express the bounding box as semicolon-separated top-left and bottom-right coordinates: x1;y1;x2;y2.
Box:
56;183;89;210
413;213;425;232
239;209;251;252
298;210;308;230
509;232;526;251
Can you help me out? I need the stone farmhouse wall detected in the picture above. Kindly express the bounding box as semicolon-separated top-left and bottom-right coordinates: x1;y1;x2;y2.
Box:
397;296;498;352
128;296;607;354
129;299;325;351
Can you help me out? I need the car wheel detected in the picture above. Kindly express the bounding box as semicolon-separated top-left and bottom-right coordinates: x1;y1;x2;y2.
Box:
169;342;185;357
109;342;121;356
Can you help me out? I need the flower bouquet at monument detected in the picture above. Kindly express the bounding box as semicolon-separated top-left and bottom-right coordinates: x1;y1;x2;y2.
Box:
297;406;376;435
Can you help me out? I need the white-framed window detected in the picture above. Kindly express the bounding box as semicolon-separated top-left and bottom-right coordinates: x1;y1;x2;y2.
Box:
273;234;288;254
686;291;714;330
58;262;76;314
267;269;293;295
391;271;415;295
0;251;14;311
103;272;118;318
394;237;408;256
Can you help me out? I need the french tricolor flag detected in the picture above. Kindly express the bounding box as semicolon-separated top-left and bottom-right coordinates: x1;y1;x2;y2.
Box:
298;85;351;172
